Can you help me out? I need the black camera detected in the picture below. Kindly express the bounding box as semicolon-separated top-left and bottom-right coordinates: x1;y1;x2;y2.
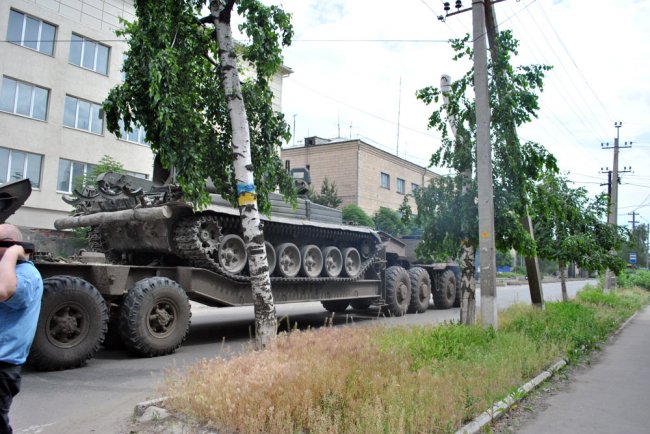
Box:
0;240;35;254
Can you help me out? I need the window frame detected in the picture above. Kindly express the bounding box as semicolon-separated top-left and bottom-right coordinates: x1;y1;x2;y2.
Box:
0;146;43;189
7;9;56;56
411;183;419;193
380;172;390;190
396;178;406;194
56;158;95;194
68;33;110;75
63;95;104;135
117;119;148;146
0;76;49;121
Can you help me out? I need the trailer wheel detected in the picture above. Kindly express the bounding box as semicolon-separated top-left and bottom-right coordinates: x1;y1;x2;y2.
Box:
321;299;350;313
119;277;191;357
432;270;457;309
28;276;108;371
407;267;431;314
384;266;411;317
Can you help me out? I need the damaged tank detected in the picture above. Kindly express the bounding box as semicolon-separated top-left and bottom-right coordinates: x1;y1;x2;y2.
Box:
55;163;383;285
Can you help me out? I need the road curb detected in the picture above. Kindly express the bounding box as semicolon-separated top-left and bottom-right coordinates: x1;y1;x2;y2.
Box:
454;359;567;434
455;309;641;434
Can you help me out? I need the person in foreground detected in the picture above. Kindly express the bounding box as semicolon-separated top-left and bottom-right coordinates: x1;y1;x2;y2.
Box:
0;224;43;434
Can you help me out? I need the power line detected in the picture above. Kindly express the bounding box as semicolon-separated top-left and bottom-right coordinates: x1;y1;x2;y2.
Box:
536;1;613;122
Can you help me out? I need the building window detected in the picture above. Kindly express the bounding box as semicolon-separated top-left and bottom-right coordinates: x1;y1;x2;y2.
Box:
380;172;390;189
397;178;406;194
411;183;419;193
126;171;149;180
117;119;148;146
7;9;56;56
64;96;103;134
69;33;109;75
0;77;49;120
57;158;95;193
0;147;42;188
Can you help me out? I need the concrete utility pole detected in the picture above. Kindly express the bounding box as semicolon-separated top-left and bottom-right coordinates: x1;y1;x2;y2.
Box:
483;0;544;307
629;211;637;232
601;122;632;292
473;0;498;329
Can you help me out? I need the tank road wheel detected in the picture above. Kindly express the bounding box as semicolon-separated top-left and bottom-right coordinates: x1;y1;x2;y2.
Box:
301;244;324;277
28;276;108;371
432;269;457;309
321;299;350;313
218;234;248;274
384;266;411;317
342;247;361;277
350;298;373;310
265;241;276;274
119;277;191;357
407;267;432;314
321;246;343;277
275;243;301;277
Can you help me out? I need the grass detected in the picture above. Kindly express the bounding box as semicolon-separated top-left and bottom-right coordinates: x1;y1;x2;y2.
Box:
163;284;650;434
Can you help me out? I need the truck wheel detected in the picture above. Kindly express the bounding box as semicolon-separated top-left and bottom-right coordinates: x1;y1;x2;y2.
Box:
432;270;457;309
454;281;463;307
407;267;431;314
384;266;411;317
28;276;108;371
321;299;350;313
119;277;191;357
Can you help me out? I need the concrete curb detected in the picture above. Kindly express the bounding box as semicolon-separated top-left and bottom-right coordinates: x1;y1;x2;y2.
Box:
454;359;567;434
455;309;641;434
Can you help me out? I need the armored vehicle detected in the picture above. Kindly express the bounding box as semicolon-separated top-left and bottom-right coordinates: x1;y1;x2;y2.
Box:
0;174;460;371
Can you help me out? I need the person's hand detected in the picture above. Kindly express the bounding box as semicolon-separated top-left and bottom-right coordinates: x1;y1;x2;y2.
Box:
6;244;27;261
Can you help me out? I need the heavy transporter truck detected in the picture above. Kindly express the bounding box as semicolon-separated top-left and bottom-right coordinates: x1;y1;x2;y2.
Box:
0;173;460;371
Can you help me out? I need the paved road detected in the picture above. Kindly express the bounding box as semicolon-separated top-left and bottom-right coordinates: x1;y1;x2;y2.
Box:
11;279;594;434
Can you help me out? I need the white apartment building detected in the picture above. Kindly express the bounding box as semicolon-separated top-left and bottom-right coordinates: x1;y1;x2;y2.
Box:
1;0;153;230
0;0;290;234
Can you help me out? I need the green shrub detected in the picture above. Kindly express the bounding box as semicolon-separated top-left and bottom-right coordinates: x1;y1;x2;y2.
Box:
629;270;650;290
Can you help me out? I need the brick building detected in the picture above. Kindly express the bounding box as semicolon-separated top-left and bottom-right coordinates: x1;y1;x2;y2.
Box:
281;137;439;216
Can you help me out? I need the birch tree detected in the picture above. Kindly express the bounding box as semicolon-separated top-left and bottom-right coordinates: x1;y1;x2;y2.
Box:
104;0;294;348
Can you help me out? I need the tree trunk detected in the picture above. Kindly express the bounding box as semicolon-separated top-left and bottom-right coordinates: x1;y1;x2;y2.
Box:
459;241;477;325
559;260;568;302
440;75;477;325
212;1;276;349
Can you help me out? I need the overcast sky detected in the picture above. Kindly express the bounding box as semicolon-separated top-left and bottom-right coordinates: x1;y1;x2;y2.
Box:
259;0;649;242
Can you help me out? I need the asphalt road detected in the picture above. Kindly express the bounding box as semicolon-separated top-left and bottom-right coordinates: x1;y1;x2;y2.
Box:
11;279;595;434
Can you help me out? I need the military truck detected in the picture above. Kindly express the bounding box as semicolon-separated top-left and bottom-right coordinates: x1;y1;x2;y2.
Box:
1;175;460;371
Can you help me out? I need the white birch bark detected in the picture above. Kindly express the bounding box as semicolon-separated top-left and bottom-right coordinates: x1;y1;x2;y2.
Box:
211;1;276;348
441;74;477;325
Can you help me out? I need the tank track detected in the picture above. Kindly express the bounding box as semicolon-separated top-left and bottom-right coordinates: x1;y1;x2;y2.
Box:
173;213;380;284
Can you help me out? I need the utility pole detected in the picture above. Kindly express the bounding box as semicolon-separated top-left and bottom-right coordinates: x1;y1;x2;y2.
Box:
628;211;637;232
483;0;544;308
473;0;498;329
601;122;632;292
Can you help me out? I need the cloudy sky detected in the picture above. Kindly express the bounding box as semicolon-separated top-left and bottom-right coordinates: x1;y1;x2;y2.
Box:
258;0;649;244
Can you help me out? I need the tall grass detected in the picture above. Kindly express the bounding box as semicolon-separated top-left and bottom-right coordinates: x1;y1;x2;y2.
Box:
163;286;649;433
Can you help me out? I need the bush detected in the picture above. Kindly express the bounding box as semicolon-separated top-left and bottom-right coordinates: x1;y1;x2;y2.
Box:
629;270;650;290
341;204;374;227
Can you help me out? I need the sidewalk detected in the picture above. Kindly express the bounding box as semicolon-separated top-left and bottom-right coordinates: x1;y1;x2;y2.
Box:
515;305;650;434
